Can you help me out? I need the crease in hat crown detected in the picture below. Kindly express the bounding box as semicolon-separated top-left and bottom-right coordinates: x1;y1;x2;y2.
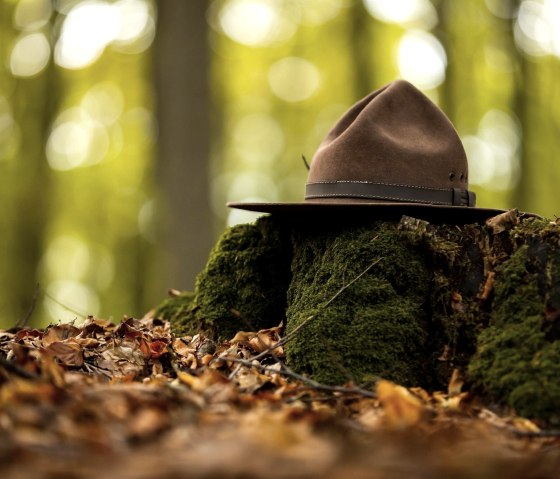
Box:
227;79;507;221
304;80;475;207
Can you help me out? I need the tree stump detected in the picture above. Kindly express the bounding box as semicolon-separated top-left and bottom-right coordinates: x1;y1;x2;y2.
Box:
155;211;560;421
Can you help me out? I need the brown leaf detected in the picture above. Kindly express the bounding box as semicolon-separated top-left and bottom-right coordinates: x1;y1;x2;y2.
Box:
450;292;465;312
138;337;151;358
149;340;168;359
41;355;67;387
485;209;519;234
231;331;254;344
128;407;169;439
42;325;81;347
172;338;194;357
14;329;43;342
447;368;464;397
232;327;284;355
376;380;425;427
45;341;84;367
478;271;495;301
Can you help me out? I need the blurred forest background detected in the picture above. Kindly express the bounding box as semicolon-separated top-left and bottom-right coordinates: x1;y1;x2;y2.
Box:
0;0;559;328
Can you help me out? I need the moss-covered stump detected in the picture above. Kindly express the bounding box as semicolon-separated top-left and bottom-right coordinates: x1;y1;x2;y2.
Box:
156;216;292;340
156;212;560;421
285;223;432;387
468;221;560;421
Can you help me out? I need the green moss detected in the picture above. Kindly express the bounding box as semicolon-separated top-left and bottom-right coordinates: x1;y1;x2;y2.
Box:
154;291;196;327
158;211;560;421
468;240;560;421
167;216;292;339
285;222;432;387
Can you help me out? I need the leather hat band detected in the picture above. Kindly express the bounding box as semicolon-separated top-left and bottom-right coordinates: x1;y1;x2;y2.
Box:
305;181;476;207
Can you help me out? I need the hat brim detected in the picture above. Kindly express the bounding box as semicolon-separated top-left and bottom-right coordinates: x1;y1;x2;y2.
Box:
227;201;509;224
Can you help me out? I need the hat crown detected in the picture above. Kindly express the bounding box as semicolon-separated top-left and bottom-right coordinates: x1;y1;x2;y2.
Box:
307;80;470;203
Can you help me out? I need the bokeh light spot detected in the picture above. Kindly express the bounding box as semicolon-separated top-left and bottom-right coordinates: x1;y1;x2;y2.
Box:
298;0;345;25
14;0;53;30
9;32;51;78
514;0;560;58
233;113;285;166
464;110;521;191
55;1;119;69
44;235;91;281
54;0;153;69
397;30;447;90
81;82;124;125
218;0;296;47
268;57;321;102
114;0;150;42
44;280;100;322
227;172;279;203
363;0;438;28
112;0;155;54
46;108;110;171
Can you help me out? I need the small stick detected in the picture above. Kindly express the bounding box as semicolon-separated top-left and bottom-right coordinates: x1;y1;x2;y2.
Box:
221;356;377;398
43;291;87;318
301;155;310;171
507;427;560;438
16;283;40;329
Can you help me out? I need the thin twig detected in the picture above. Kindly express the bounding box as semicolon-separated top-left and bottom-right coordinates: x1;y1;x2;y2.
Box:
507;427;560;438
43;291;87;318
221;356;376;398
16;283;40;329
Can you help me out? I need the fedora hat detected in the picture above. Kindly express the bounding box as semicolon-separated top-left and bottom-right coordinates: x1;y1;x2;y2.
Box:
228;80;506;223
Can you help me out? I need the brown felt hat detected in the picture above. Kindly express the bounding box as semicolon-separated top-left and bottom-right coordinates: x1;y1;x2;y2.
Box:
228;80;506;223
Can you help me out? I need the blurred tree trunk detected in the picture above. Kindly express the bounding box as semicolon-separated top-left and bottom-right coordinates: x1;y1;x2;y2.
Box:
349;0;377;97
433;0;456;122
0;4;57;324
154;0;213;291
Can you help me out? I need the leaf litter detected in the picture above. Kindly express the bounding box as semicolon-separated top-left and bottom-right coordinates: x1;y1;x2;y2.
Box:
0;316;559;479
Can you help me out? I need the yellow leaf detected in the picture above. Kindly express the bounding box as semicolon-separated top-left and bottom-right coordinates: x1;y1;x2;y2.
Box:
376;380;425;427
447;368;464;397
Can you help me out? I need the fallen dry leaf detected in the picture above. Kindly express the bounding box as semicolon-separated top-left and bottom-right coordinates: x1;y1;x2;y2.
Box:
45;341;84;367
0;316;558;479
376;379;426;427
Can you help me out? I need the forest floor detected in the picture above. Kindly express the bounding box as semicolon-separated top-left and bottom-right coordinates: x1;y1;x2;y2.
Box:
0;315;559;479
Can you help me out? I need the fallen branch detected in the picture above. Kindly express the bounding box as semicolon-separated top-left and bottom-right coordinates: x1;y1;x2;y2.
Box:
219;356;377;399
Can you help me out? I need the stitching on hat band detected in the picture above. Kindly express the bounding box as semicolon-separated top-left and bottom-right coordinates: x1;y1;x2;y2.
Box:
308;180;450;192
305;182;475;207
